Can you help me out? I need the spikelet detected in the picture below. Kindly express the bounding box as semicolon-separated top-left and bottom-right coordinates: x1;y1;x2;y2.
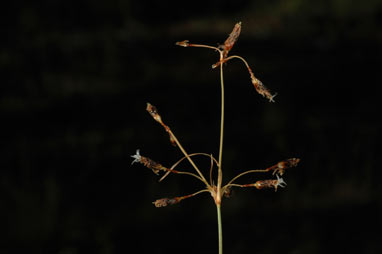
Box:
266;158;301;176
146;103;177;146
131;149;171;175
248;68;277;103
223;22;241;58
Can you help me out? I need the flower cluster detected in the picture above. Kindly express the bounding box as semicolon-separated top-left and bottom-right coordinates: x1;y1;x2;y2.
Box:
131;22;299;208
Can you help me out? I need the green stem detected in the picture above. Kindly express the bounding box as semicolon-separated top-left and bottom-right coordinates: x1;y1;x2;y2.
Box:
216;51;225;254
167;129;210;187
217;204;223;254
217;52;224;194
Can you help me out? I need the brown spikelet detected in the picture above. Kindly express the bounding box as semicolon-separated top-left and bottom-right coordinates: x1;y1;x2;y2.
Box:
249;69;276;102
146;103;162;124
152;192;198;208
131;150;170;175
139;156;166;175
153;198;174;207
223;22;241;58
176;40;190;47
254;175;287;192
267;158;301;176
152;197;181;207
146;103;177;146
274;158;300;176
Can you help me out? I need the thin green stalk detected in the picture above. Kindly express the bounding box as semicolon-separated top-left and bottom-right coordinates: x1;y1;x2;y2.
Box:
217;204;223;254
167;128;210;186
217;52;225;199
224;169;269;189
217;51;225;254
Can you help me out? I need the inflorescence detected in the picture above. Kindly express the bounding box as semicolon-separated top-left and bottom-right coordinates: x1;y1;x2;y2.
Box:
131;22;300;208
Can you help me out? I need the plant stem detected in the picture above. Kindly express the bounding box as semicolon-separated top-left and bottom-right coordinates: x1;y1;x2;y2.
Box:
217;51;225;254
167;128;210;186
217;204;223;254
217;52;224;195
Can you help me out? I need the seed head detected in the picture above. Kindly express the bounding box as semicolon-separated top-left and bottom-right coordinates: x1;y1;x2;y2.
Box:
152;198;179;207
146;103;162;123
175;40;190;47
223;22;241;58
254;175;287;192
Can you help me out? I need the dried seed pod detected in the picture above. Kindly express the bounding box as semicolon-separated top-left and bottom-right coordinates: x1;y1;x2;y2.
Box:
152;198;177;207
223;22;241;58
152;198;168;207
254;175;287;192
140;157;165;175
253;180;275;190
267;158;301;176
146;103;177;147
175;40;190;47
249;69;276;102
146;103;163;124
273;158;301;176
131;149;168;175
152;197;184;207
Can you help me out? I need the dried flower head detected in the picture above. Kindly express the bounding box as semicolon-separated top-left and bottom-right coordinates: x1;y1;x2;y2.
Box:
175;40;190;47
249;69;277;103
273;158;301;176
146;102;177;146
254;175;287;192
152;198;179;207
223;22;241;58
130;149;169;175
146;103;162;124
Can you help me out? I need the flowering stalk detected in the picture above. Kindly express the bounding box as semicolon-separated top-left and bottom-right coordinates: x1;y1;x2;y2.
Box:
131;22;300;254
227;174;287;192
152;189;210;208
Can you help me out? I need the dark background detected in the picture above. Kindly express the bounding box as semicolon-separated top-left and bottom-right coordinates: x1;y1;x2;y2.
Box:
1;1;381;253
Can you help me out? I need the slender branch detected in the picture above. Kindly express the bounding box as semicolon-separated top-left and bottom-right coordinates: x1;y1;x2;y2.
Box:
224;183;248;188
223;55;277;102
224;175;287;192
188;43;221;52
146;103;209;186
184;188;211;199
167;128;210;187
171;152;219;169
159;169;203;182
223;158;300;193
175;188;211;204
224;55;250;69
160;153;218;182
209;154;214;186
222;169;269;193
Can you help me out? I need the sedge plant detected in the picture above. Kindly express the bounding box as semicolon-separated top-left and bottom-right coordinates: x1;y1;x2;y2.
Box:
131;22;300;254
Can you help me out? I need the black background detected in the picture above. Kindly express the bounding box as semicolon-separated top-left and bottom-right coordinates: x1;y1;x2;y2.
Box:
1;1;381;253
